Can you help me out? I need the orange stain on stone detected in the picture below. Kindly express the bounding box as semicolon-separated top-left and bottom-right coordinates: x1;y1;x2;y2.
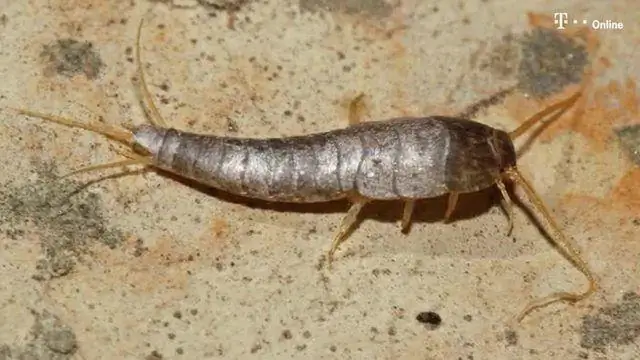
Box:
562;168;640;221
511;78;639;152
610;168;640;214
507;13;638;152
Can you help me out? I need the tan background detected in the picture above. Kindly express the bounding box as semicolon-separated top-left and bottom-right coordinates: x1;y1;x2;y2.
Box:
0;0;638;359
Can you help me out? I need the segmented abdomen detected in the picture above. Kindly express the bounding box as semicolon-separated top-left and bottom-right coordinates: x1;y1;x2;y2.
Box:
147;117;495;202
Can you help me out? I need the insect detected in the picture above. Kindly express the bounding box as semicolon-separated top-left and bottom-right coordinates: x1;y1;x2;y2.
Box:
11;19;597;323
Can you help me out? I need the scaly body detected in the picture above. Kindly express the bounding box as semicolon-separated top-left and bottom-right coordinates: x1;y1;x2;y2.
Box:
134;116;515;203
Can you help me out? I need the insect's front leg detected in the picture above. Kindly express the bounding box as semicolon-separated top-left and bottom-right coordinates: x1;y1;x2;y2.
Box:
495;179;514;236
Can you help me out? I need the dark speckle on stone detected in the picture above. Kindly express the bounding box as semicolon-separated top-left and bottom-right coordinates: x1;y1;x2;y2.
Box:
196;0;251;11
518;28;589;98
1;160;123;280
479;32;520;79
416;311;442;330
3;309;79;358
504;329;518;346
146;350;164;360
298;0;394;18
580;292;640;352
40;38;105;79
615;125;640;166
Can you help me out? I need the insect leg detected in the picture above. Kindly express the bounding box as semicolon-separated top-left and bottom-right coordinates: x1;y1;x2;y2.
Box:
348;93;369;126
495;179;514;236
400;200;415;232
136;18;168;128
443;192;459;222
327;198;368;265
503;167;598;323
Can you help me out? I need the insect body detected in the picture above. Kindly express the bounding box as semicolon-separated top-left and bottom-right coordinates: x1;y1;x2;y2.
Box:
134;116;514;202
11;19;597;324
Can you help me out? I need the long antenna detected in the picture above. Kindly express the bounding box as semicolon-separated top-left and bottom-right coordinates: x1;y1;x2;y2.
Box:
509;91;581;140
504;167;598;322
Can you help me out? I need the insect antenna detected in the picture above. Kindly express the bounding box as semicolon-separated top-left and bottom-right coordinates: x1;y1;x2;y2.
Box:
10;17;165;179
509;90;581;140
504;167;598;323
135;17;168;128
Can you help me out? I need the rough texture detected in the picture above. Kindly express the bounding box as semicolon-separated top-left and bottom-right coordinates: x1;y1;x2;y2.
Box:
134;117;514;202
0;1;638;359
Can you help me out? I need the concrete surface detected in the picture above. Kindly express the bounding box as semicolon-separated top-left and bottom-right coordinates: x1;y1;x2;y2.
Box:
0;0;638;359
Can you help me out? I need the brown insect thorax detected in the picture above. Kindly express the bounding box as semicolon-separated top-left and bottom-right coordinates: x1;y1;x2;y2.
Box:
442;118;517;194
492;129;517;171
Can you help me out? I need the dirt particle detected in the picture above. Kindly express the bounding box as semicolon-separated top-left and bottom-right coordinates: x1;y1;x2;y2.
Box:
416;311;442;329
371;268;391;277
40;38;105;79
281;329;293;340
250;343;261;353
504;329;518;346
580;292;640;352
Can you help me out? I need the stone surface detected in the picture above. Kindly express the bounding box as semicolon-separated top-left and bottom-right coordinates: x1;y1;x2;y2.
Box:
0;1;638;359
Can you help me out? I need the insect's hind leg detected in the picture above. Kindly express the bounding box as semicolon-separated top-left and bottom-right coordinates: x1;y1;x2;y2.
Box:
327;197;369;266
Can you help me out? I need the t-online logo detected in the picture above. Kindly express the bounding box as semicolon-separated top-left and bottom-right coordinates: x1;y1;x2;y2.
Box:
554;12;624;30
